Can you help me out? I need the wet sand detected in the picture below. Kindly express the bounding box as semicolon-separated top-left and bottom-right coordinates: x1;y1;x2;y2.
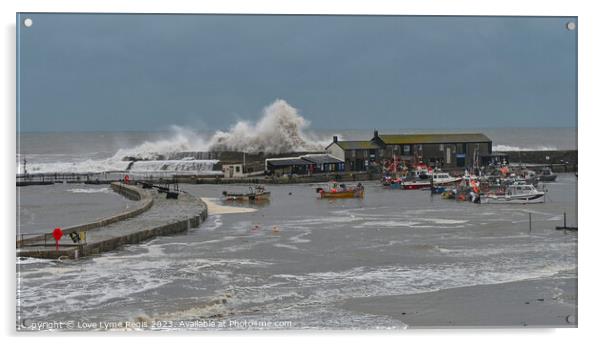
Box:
340;277;577;328
200;197;257;215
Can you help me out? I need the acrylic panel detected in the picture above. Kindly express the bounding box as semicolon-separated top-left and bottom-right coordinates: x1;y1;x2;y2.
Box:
16;13;577;331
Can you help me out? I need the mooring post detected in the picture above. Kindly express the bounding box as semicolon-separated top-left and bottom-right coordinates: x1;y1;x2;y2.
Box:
529;213;532;233
564;212;567;228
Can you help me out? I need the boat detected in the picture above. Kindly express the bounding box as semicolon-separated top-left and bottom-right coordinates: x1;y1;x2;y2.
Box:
401;180;432;190
382;176;402;189
430;186;447;194
317;182;365;199
481;184;545;204
538;167;557;182
431;172;462;186
222;185;271;201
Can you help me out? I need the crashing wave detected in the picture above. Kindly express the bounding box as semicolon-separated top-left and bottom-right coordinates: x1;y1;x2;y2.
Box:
493;145;558;151
113;99;332;161
207;99;327;154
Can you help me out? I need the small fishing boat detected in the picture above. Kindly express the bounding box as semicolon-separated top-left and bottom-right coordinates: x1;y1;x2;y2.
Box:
222;185;271;201
481;184;545;204
538;167;557;182
317;182;365;199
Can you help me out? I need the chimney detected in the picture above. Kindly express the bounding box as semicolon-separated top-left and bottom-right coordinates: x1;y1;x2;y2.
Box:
374;130;379;138
333;135;338;143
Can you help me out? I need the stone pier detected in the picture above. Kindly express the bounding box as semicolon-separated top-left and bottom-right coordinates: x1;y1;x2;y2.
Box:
17;182;208;260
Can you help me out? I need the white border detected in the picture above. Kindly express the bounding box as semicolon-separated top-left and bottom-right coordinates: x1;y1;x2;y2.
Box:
2;1;600;344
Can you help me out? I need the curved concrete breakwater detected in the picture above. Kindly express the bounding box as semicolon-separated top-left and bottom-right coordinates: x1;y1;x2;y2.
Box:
17;182;208;259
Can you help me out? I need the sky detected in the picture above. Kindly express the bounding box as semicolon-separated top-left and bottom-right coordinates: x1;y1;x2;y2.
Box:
17;14;577;132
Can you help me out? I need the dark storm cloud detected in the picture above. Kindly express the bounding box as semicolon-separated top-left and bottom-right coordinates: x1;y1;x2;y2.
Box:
17;14;577;132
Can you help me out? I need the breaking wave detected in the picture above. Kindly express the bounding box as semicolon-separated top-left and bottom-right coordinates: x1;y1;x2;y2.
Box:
19;100;335;174
493;145;558;151
67;187;111;194
114;99;332;160
207;99;328;154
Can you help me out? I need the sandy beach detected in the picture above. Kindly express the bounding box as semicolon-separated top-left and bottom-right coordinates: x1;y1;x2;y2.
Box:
340;277;577;328
199;197;257;215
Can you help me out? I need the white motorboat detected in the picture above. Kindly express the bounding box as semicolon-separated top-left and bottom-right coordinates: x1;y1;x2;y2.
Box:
481;184;545;204
432;172;462;186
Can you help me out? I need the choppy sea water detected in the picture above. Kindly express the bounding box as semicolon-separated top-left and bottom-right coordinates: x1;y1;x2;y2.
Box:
16;174;577;330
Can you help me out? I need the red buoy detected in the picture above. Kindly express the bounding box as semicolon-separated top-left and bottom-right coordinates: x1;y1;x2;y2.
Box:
52;227;63;252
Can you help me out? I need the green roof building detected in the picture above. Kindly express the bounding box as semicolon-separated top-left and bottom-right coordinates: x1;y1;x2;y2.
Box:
326;131;492;171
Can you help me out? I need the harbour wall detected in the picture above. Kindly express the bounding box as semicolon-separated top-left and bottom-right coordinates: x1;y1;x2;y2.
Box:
17;183;154;248
17;183;208;259
182;171;378;185
496;150;578;172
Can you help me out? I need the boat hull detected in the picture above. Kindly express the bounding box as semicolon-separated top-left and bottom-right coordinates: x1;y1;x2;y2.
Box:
384;183;401;189
401;182;431;190
481;192;545;204
432;177;462;186
319;190;364;199
224;192;271;201
538;175;557;182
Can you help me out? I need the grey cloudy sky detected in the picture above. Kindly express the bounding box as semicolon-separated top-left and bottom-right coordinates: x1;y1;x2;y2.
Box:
17;14;577;132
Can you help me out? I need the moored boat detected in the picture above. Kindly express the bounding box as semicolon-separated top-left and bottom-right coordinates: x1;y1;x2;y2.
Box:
481;184;545;204
223;185;271;201
317;182;365;199
430;185;447;194
432;172;462;186
538;167;558;182
401;180;432;190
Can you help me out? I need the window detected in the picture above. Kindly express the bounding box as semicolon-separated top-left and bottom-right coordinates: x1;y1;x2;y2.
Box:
235;166;240;172
403;145;411;155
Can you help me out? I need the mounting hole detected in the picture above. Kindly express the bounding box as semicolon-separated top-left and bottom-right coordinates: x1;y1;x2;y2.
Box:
23;18;33;27
566;22;576;31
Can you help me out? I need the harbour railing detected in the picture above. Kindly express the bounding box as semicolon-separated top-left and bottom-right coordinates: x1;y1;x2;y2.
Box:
16;231;88;248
